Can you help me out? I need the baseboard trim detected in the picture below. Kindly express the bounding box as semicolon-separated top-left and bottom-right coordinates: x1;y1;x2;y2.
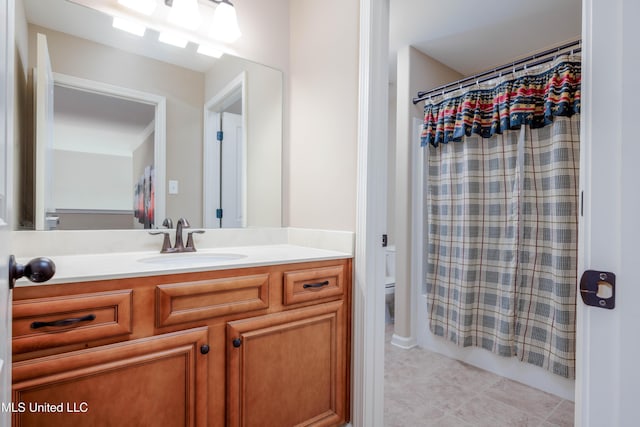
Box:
390;333;417;349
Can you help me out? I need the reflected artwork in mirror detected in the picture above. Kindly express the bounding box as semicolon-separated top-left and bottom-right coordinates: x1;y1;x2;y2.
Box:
15;0;283;231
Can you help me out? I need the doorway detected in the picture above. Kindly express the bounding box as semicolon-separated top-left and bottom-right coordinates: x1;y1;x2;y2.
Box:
203;72;247;228
355;0;588;425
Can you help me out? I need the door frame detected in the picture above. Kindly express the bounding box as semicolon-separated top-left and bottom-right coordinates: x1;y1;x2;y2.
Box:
355;0;610;425
0;0;13;423
202;71;247;228
47;72;167;226
352;0;388;425
574;0;639;425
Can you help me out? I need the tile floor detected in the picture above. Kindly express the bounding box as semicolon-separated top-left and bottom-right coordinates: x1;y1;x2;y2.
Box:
384;326;574;426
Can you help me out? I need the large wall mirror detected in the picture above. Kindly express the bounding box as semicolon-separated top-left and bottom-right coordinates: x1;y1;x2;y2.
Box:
15;0;283;230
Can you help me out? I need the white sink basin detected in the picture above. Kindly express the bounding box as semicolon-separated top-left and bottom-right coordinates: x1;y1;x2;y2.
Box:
138;252;247;267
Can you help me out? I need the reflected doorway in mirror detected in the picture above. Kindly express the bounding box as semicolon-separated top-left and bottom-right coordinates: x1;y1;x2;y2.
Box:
203;71;246;228
31;38;167;230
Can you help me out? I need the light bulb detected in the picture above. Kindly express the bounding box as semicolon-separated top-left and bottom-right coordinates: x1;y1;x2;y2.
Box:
168;0;201;31
210;2;241;43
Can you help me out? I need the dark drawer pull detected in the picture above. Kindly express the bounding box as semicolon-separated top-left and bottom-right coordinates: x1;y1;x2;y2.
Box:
31;314;97;329
303;280;330;289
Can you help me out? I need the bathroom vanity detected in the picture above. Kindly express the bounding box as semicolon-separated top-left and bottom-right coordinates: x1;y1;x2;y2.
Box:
10;246;352;427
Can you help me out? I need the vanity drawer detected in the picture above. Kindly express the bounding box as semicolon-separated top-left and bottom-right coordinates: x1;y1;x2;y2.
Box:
283;264;345;305
12;289;133;354
155;274;270;327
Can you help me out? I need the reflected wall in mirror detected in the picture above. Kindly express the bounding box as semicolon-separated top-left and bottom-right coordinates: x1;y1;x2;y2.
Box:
14;0;283;230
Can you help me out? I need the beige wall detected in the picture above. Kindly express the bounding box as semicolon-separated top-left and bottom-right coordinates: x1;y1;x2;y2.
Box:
204;56;283;227
27;25;205;227
231;0;289;73
393;46;463;339
287;0;360;231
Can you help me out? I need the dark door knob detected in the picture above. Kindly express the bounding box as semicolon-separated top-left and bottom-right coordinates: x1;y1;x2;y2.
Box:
9;255;56;289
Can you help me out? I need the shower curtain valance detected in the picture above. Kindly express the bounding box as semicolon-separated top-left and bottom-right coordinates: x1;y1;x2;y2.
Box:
420;56;581;147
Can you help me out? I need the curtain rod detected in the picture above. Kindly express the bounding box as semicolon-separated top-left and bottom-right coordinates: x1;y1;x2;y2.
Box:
412;39;581;105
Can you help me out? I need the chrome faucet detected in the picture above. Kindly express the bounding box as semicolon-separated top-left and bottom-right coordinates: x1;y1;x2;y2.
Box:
149;217;205;253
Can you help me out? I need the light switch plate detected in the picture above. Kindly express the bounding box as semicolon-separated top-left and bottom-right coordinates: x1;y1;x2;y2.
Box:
169;180;179;194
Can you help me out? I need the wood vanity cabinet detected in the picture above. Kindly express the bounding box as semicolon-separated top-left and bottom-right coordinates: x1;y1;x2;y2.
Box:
12;327;209;427
227;301;348;427
11;258;352;427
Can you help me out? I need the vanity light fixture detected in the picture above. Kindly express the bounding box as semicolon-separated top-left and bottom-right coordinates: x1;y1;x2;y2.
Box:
112;16;147;36
209;0;241;43
117;0;157;16
166;0;201;31
158;31;189;48
109;0;241;52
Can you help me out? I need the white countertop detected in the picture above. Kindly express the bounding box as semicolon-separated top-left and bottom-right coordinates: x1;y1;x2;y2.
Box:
16;244;352;286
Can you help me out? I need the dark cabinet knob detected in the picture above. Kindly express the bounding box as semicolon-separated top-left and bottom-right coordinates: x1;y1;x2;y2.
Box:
200;344;210;355
8;255;56;289
232;338;242;348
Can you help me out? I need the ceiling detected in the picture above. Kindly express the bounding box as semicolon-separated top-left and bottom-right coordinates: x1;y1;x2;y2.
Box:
389;0;582;81
54;86;155;156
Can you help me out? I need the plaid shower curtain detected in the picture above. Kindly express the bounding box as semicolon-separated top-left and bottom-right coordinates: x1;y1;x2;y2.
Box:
421;56;580;378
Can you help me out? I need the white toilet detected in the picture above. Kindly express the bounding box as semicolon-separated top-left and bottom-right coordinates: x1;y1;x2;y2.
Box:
384;245;396;324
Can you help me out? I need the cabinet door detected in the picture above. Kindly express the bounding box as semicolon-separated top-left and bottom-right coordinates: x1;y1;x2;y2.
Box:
12;327;209;427
227;301;348;427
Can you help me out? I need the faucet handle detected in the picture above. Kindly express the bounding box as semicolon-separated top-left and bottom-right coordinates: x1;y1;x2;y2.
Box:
162;218;173;229
149;231;174;253
185;230;205;252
